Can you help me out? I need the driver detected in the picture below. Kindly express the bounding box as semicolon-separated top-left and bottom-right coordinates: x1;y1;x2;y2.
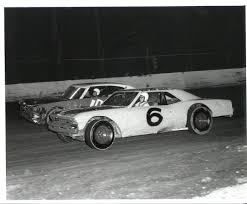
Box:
135;92;150;107
90;88;104;107
92;88;100;97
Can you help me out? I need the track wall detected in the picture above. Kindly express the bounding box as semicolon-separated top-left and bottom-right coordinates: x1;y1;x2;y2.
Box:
5;68;245;102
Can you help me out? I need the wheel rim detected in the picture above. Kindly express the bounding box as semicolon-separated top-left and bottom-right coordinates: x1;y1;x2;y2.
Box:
94;125;113;145
193;110;211;131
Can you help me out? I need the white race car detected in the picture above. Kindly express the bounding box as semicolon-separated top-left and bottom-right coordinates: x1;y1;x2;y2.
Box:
48;88;233;150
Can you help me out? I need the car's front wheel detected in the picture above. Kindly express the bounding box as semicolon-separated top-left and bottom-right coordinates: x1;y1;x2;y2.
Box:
187;104;213;135
85;120;115;150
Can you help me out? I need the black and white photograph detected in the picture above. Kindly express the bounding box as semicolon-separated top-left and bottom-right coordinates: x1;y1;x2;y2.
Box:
3;1;247;201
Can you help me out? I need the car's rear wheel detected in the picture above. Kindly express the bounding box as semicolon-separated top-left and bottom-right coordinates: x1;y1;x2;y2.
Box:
57;133;74;143
187;104;213;135
85;120;115;150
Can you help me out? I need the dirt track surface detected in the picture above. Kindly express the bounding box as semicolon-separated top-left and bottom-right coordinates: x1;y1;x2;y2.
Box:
6;112;246;199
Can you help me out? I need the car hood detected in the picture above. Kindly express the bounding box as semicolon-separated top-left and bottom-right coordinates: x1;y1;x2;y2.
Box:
21;96;67;105
59;105;121;117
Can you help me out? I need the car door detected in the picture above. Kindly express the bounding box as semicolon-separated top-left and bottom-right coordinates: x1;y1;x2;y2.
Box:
79;86;106;107
156;92;186;132
118;92;167;137
119;91;184;137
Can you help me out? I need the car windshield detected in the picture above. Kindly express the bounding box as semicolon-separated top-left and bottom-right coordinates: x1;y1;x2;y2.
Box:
63;86;79;99
103;92;138;107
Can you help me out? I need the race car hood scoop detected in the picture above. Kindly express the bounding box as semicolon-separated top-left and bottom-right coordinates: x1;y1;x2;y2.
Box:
60;106;120;116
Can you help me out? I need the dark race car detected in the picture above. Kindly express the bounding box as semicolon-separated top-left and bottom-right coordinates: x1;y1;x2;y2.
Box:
19;82;134;125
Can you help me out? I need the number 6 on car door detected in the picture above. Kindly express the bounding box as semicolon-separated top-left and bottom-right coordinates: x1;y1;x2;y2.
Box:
146;108;163;126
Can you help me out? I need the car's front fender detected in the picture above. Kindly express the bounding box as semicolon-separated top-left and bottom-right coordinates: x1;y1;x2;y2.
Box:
86;116;122;138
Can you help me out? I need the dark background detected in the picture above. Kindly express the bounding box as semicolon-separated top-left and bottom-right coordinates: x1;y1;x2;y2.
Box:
5;6;246;84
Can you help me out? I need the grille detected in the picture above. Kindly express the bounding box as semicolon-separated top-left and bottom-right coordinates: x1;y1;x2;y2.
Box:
20;105;31;112
20;105;34;117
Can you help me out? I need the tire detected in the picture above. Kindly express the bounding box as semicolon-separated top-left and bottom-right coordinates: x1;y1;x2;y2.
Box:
85;120;115;150
57;133;74;143
46;107;63;124
187;104;213;135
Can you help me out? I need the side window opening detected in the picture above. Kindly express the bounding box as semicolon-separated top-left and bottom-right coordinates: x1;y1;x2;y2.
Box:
93;86;107;97
84;86;104;98
100;86;124;97
147;92;161;106
164;92;180;105
85;86;120;98
160;93;167;105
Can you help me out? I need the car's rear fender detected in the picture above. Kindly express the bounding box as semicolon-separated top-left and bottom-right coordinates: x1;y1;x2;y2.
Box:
188;99;233;117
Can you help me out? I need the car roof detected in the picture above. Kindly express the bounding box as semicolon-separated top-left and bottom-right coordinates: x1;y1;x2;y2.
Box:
116;87;172;92
114;87;201;101
72;82;133;88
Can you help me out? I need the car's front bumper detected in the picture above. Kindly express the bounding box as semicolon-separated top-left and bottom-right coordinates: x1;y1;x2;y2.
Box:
48;120;85;141
19;106;45;124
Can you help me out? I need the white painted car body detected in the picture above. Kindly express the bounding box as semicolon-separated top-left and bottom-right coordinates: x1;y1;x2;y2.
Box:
48;88;233;141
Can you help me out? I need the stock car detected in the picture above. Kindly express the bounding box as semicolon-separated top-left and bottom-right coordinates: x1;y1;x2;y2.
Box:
18;82;134;125
48;88;234;150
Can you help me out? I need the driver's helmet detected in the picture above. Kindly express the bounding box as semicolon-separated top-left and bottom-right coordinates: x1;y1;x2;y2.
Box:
139;92;149;101
93;88;100;96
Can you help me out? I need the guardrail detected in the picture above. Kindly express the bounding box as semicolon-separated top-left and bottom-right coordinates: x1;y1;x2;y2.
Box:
5;68;245;102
